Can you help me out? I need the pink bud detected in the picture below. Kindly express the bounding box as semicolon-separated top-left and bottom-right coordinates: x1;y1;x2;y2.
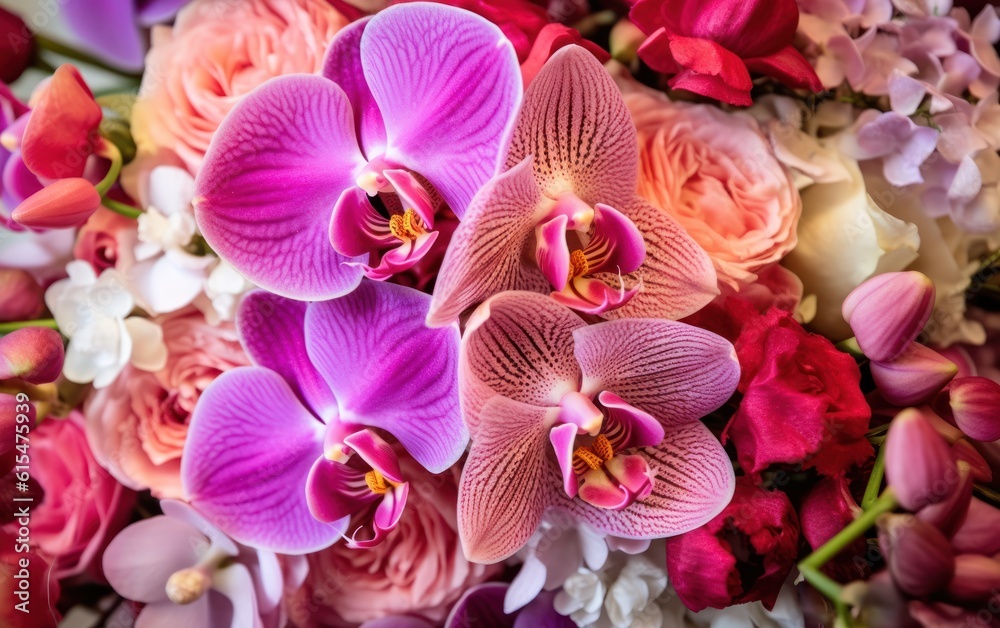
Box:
878;513;955;596
870;343;957;406
951;499;1000;555
918;462;973;537
843;271;935;362
885;408;957;511
0;269;44;323
950;439;992;483
933;377;1000;442
945;555;1000;604
11;177;102;229
0;327;64;384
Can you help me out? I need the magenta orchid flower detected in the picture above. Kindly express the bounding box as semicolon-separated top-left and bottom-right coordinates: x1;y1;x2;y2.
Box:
182;281;465;554
192;3;521;300
427;46;718;326
457;291;739;563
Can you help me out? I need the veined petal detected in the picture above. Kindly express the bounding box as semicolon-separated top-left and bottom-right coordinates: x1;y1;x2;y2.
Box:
574;319;739;427
322;18;386;158
597;391;664;450
329;186;397;258
578;454;653;510
458;396;562;563
587;204;646;275
305;456;374;525
237;291;337;422
355;231;439;281
344;429;405;483
566;422;735;538
460;291;585;435
350;483;409;548
361;3;522;216
427;158;550;327
603;197;718;320
194;75;367;300
305;281;465;473
505;46;638;208
535;214;572;292
551;275;641;315
382;169;437;227
550;422;581;498
182;367;342;554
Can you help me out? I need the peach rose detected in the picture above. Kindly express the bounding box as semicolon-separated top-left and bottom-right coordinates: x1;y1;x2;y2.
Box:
3;412;134;581
624;89;801;289
129;0;350;175
286;460;501;626
84;310;248;498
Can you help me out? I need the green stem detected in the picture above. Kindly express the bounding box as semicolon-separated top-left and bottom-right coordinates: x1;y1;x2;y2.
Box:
33;35;142;80
0;319;59;335
102;198;142;219
861;445;887;510
95;142;123;196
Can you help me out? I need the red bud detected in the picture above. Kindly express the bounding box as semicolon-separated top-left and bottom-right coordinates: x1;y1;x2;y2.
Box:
843;271;935;362
918;462;973;537
0;270;44;322
885;408;957;511
878;513;955;596
0;327;64;384
12;178;102;229
870;343;957;406
0;8;32;84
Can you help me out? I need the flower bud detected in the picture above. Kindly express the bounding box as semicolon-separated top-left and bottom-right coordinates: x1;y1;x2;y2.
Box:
951;499;1000;555
843;271;935;362
0;8;32;84
0;270;44;323
945;555;1000;604
12;178;102;229
918;462;973;537
870;343;957;406
878;514;955;596
933;377;1000;442
950;439;992;483
885;408;956;511
0;327;64;384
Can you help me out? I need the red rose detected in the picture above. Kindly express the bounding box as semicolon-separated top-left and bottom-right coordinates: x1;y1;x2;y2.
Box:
724;308;873;477
799;476;870;582
630;0;822;106
665;477;800;611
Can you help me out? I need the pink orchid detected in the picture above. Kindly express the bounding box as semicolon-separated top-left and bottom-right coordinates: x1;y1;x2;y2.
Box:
456;291;739;563
427;46;718;326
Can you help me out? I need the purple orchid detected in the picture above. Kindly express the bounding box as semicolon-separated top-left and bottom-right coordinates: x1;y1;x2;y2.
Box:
457;291;739;564
446;582;574;628
193;3;522;300
0;84;41;229
181;280;465;554
102;499;302;628
426;46;719;326
61;0;190;71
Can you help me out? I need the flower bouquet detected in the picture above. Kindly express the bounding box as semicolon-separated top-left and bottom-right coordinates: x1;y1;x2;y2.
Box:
1;0;999;626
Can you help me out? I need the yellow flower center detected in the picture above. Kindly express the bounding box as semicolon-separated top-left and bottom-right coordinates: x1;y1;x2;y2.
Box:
365;469;388;495
573;434;614;470
568;249;590;280
389;208;426;241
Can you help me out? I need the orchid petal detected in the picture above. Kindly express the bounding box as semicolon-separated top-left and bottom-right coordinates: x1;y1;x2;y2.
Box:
550;422;582;498
586;204;646;275
505;46;638;207
305;281;465;473
237;291;337;422
344;429;405;483
182;367;341;554
361;3;522;216
578;454;653;510
574;319;738;427
322;18;386;158
356;231;440;281
351;482;409;548
603;198;718;320
305;456;377;524
329;186;396;257
459;396;561;563
460;291;585;434
447;583;512;628
382;169;437;227
566;422;735;538
135;596;218;628
597;391;665;450
551;276;642;315
103;516;202;604
536;214;572;292
427;158;550;327
211;564;262;628
194;75;367;300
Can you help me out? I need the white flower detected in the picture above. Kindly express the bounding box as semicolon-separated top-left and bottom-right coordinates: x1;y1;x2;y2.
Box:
200;260;253;323
45;261;167;388
604;554;667;628
555;569;606;626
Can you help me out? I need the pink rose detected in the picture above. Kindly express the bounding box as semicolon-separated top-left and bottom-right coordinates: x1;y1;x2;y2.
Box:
286;459;501;626
3;413;134;581
73;206;137;273
129;0;350;175
625;88;802;289
84;310;248;498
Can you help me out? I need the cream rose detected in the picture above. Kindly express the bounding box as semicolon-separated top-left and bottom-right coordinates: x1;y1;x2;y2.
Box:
624;89;801;289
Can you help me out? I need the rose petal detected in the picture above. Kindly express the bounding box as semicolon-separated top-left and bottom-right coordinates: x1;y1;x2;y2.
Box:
194;75;367;300
182;367;340;553
305;281;465;473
